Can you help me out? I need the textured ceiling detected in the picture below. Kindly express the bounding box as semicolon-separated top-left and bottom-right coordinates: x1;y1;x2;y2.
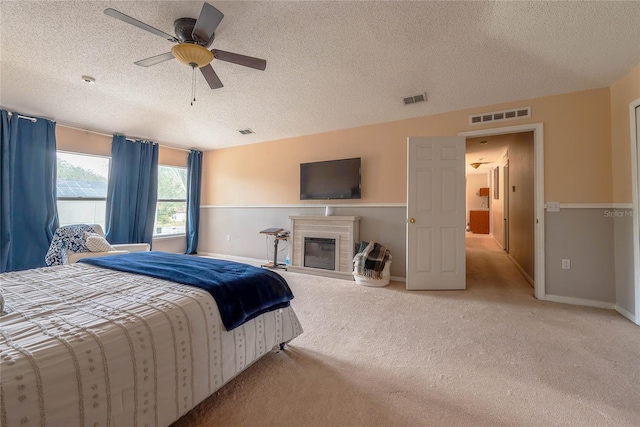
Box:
466;134;514;175
1;1;640;151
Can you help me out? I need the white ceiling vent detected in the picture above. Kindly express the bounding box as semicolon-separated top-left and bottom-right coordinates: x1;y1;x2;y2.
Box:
403;93;427;105
469;107;531;125
238;128;255;135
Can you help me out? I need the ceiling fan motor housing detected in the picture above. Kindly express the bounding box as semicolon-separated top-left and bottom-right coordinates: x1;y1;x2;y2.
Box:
174;18;215;47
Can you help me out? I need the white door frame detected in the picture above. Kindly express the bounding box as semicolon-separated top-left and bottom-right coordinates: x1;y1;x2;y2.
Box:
630;98;640;325
459;123;545;300
503;159;509;252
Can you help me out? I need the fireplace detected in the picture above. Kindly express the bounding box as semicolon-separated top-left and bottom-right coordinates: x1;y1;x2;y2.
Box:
289;215;360;280
304;237;336;270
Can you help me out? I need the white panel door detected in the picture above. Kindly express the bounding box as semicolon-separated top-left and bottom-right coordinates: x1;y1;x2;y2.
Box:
406;137;466;290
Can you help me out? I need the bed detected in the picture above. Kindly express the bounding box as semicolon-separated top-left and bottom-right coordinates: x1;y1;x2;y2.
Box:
0;252;303;427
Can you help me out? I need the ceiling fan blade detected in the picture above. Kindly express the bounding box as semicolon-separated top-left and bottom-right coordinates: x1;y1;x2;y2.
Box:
200;64;224;89
134;52;175;67
192;3;224;44
212;49;267;71
104;8;178;43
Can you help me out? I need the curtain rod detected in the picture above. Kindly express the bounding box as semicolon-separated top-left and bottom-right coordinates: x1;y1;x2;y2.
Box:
18;114;37;122
2;108;197;153
7;111;39;122
57;123;193;153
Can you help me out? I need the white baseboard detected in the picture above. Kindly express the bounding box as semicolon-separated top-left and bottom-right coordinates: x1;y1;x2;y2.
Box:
390;275;406;282
197;252;265;267
615;305;637;324
507;253;534;286
544;294;616;310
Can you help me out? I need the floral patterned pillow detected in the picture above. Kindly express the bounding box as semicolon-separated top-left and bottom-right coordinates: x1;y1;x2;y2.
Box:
45;224;97;266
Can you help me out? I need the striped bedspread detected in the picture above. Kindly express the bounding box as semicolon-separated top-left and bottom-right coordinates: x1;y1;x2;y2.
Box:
0;263;303;427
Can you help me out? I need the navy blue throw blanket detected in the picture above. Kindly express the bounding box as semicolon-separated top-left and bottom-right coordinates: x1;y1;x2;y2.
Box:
78;251;294;330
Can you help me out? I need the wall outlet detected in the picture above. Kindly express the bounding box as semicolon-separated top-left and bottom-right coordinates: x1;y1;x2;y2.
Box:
561;259;571;269
226;235;231;241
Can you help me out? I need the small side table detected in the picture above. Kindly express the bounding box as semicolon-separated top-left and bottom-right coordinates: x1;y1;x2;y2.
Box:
259;228;288;270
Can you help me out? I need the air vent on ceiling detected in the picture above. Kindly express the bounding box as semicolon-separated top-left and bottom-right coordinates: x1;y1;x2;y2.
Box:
403;93;427;105
238;128;254;135
469;106;531;125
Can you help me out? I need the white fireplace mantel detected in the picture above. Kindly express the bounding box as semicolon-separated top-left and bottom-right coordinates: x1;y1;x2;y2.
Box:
289;215;360;280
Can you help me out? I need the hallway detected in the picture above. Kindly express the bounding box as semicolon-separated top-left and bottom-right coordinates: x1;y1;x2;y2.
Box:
465;233;534;297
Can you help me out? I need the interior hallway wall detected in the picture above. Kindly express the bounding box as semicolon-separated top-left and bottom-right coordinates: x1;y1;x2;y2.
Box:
507;132;535;281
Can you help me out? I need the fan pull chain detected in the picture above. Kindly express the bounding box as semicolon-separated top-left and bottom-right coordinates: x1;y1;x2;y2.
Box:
190;65;195;106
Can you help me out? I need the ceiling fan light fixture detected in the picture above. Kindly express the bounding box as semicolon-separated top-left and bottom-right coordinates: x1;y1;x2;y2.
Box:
470;162;482;169
171;43;213;68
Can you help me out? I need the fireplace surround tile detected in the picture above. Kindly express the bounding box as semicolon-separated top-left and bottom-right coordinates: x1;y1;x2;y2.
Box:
289;215;360;280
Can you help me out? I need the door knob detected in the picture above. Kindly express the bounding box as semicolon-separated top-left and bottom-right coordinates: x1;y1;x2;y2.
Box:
408;218;416;223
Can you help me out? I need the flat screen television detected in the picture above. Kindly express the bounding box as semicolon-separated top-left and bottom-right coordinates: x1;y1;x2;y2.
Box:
300;157;361;200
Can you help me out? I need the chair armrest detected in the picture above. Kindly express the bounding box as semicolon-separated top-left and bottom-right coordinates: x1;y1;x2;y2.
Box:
112;243;150;252
67;250;129;264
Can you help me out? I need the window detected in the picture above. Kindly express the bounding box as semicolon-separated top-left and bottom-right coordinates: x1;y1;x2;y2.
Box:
56;152;110;229
155;165;187;237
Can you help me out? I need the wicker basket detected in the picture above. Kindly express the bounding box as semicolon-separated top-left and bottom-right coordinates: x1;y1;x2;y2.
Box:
353;261;392;287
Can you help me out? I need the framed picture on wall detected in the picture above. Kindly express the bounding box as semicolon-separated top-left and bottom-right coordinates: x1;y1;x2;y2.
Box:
493;167;499;199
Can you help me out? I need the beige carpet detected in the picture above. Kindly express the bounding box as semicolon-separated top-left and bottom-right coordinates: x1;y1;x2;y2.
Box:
173;235;640;427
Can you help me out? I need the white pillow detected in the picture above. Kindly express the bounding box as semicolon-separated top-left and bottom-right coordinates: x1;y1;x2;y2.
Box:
85;233;116;252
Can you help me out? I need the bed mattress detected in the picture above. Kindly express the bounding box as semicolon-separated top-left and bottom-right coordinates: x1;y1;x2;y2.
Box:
0;263;303;427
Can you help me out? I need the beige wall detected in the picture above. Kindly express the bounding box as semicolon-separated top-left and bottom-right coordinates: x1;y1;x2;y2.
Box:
57;126;112;157
56;125;188;167
466;173;489;228
610;63;640;203
202;87;612;205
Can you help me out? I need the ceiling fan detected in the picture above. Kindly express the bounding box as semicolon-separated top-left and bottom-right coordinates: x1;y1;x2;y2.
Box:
104;3;266;99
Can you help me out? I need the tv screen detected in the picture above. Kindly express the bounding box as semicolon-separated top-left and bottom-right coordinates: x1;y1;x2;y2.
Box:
300;157;361;200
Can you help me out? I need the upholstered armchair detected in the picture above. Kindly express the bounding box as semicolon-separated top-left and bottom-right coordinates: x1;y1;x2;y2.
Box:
45;224;150;266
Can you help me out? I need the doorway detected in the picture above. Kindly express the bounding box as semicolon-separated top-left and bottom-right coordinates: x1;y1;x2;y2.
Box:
460;123;545;299
465;133;534;286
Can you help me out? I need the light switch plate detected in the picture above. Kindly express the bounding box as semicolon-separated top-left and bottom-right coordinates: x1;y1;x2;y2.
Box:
547;202;560;212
